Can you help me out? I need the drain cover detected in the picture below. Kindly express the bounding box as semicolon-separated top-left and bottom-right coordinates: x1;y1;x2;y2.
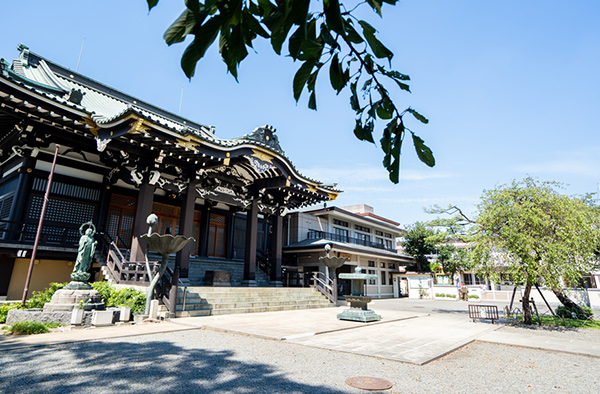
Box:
345;376;393;391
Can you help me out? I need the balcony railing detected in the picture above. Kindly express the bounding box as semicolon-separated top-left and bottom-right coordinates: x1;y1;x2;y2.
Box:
307;230;397;252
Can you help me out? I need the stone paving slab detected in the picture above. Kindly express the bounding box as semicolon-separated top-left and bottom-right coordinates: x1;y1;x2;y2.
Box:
174;305;424;340
286;313;503;365
477;330;600;358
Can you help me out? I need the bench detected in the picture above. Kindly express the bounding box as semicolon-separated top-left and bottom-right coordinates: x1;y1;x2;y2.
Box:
468;304;499;323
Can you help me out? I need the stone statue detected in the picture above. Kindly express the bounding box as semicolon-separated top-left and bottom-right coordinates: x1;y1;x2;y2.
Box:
73;222;97;274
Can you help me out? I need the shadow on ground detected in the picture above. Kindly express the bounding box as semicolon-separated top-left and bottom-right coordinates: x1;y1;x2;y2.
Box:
0;337;350;394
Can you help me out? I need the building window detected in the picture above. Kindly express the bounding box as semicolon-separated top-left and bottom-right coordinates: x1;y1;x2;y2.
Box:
375;230;383;236
356;233;370;244
388;263;395;269
333;219;349;227
376;237;384;246
368;269;376;285
355;224;371;233
333;227;349;242
384;239;393;249
384;233;393;238
381;271;386;285
368;261;375;267
380;262;385;268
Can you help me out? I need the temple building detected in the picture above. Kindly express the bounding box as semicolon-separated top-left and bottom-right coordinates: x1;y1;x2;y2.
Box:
0;44;339;307
283;204;414;298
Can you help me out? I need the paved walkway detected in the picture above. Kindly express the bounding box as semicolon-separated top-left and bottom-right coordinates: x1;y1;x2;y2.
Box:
1;298;598;365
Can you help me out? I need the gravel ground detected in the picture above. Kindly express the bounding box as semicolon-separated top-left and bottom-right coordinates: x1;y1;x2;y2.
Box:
1;327;599;394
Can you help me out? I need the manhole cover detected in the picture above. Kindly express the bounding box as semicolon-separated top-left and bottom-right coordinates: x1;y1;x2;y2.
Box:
345;376;393;391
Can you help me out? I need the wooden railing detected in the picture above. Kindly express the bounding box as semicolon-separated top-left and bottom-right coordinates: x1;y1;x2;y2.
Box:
0;219;79;247
96;231;159;285
311;271;337;306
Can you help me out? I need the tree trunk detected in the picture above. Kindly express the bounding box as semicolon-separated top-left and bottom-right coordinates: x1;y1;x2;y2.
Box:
552;288;590;318
522;282;533;325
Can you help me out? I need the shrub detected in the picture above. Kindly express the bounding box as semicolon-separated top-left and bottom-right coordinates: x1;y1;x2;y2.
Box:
435;293;446;298
24;282;66;308
91;282;145;314
556;305;594;320
0;303;22;324
468;295;480;299
448;294;457;298
91;281;113;306
110;287;145;314
9;321;50;335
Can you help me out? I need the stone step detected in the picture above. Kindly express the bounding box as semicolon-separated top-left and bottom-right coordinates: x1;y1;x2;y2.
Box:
174;286;333;317
177;299;331;311
178;294;327;303
176;302;332;317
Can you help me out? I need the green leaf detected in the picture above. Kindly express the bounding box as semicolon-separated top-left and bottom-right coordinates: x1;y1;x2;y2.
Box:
320;23;338;49
244;13;269;39
412;134;435;167
289;0;310;25
185;0;200;13
407;108;429;124
354;119;375;143
180;17;222;79
323;0;344;35
376;98;394;120
343;19;363;44
358;20;393;60
288;25;305;59
293;59;317;101
329;54;344;93
298;40;324;61
349;81;360;111
366;0;383;16
219;23;249;80
147;0;159;11
308;91;317;110
164;9;206;46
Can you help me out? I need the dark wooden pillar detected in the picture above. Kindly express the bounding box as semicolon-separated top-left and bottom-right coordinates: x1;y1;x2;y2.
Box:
176;185;196;278
7;157;36;240
129;182;155;262
95;183;112;233
198;205;211;257
270;214;283;285
243;199;258;286
225;212;235;259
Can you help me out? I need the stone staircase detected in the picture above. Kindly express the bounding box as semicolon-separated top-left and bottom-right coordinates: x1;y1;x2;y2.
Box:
176;287;333;317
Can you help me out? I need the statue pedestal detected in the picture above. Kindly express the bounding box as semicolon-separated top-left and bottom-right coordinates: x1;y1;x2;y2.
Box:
43;287;105;312
337;295;381;322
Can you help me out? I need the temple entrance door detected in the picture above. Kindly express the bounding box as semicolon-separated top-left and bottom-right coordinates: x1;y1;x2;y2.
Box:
207;213;227;258
153;201;201;254
106;194;137;248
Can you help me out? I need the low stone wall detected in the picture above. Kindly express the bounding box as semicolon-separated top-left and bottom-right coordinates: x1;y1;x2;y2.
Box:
6;308;122;326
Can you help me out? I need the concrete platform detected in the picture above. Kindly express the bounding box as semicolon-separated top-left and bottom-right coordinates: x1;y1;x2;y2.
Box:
2;298;599;366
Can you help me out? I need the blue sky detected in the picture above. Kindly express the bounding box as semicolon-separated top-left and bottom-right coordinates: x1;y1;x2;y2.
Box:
1;1;599;227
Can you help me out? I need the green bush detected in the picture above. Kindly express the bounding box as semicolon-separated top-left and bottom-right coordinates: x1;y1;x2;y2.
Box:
448;294;457;298
24;282;66;308
556;305;594;320
0;303;22;324
92;282;145;314
435;293;446;298
9;321;50;335
110;287;145;314
468;295;480;299
91;281;113;306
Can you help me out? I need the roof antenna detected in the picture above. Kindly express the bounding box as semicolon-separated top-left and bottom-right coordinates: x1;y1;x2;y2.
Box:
178;86;184;115
76;36;86;72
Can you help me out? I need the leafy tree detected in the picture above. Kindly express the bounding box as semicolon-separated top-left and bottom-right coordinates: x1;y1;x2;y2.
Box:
471;178;600;325
435;244;471;284
401;222;436;272
147;0;433;183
